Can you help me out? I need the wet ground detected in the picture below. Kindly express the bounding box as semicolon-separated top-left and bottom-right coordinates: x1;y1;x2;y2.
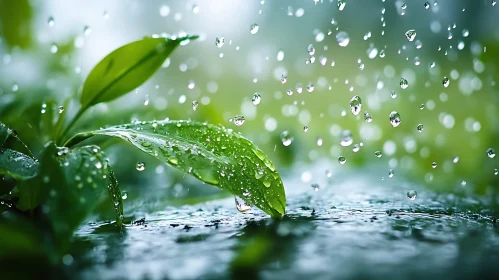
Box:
75;165;499;280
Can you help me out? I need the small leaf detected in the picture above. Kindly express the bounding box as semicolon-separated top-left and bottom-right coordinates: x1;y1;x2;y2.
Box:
0;148;38;180
107;166;124;226
66;120;286;217
81;35;197;108
0;122;11;145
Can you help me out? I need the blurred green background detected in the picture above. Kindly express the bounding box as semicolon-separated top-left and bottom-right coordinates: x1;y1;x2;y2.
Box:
1;0;498;220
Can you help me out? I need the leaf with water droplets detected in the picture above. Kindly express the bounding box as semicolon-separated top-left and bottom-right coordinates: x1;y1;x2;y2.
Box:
65;120;286;217
0;122;11;145
0;148;38;181
80;35;198;108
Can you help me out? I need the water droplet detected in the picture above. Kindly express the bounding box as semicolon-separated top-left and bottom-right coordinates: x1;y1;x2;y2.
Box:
58;106;64;114
487;148;496;158
401;3;407;9
419;104;425;110
233;115;245;126
192;4;199;14
281;73;287;84
336;31;350;47
424;2;430;9
160;5;170;17
103;10;109;19
338;156;347;164
390;91;398;99
453;156;459;163
286;88;293;96
389;111;401;127
252;93;261;105
364;112;372;123
326;169;332;178
215;37;224;48
349;95;362;116
136;161;145;171
307;44;315;55
296;83;303;94
311;183;320;191
250;23;259;34
235;196;252;212
83;25;91;35
316;137;323;147
494;168;498;175
388;169;395;178
352;144;360;152
192;100;198;111
432;162;437;169
277;50;285;61
122;192;128;200
281;131;293;146
48;16;55;27
417;124;424;132
374;151;383;158
407;190;417;200
405;29;416;41
442;76;450;87
462;29;469;37
340;130;353;147
307;82;315;92
303;126;309;132
400;78;409;89
337;0;346;11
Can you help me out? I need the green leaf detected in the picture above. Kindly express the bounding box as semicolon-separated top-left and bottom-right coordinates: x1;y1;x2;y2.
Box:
0;122;11;145
107;166;124;226
0;0;33;49
80;35;198;108
65;120;286;217
0;148;38;180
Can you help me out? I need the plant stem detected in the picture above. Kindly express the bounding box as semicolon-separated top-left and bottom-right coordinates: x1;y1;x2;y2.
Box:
57;105;87;146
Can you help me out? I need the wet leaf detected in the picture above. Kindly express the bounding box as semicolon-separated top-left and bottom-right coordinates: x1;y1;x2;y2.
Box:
0;148;38;180
65;120;286;217
107;166;124;227
0;0;33;49
80;35;198;108
0;122;11;145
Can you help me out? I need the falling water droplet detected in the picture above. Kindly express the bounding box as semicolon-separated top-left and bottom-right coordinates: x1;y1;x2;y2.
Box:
337;0;346;10
215;37;225;48
419;104;425;110
307;82;315;92
83;25;91;35
417;124;424;132
442;76;450;87
296;83;303;94
405;29;417;41
338;156;347;164
235;196;252;212
250;23;259;34
233;115;245;126
48;16;55;27
453;156;459;163
391;91;398;98
340;130;353;147
364;112;372;123
311;183;320;191
252;93;261;105
277;50;285;61
136;161;145;171
307;44;315;55
400;78;409;89
50;43;58;54
374;151;383;158
352;144;360;152
388;169;395;178
326;169;332;178
281;131;293;146
336;31;350;47
432;162;438;169
349;95;362;116
389;111;401;127
407;190;417;200
58;106;64;114
487;148;496;158
316;137;323;147
494;168;498;175
281;73;287;84
424;2;430;9
122;192;128;200
192;100;199;111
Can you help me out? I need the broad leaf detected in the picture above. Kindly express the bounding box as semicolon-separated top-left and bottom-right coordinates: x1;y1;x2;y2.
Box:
65;120;286;217
0;148;38;180
81;35;197;108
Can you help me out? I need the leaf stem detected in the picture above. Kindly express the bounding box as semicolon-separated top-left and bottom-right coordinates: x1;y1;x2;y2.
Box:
57;105;87;146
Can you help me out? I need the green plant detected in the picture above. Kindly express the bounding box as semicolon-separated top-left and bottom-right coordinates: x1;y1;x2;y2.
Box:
0;35;286;262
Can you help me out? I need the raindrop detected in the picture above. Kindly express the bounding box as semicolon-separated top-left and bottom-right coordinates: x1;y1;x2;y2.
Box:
215;37;225;48
83;25;91;35
122;192;128;200
419;104;425;110
338;156;347;164
374;151;383;158
281;131;293;146
352;144;360;152
303;126;309;132
494;169;498;175
417;124;424;132
277;50;284;61
286;89;293;96
311;183;320;191
58;106;64;114
296;83;303;94
281;73;287;84
250;24;259;34
453;156;459;163
233;115;245;126
316;137;323;147
405;29;417;41
340;130;353;147
307;44;315;55
487;148;496;158
48;16;55;27
364;112;372;122
326;169;332;178
188;80;195;89
307;82;315;92
401;3;407;9
389;111;401;127
192;100;198;111
432;162;437;169
349;95;362;116
136;161;145;171
252;93;261;105
336;31;350;47
400;78;408;89
235;196;252;212
442;76;450;87
424;2;430;9
337;0;346;10
407;190;417;200
388;169;395;178
50;43;58;54
462;29;469;37
391;91;398;98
